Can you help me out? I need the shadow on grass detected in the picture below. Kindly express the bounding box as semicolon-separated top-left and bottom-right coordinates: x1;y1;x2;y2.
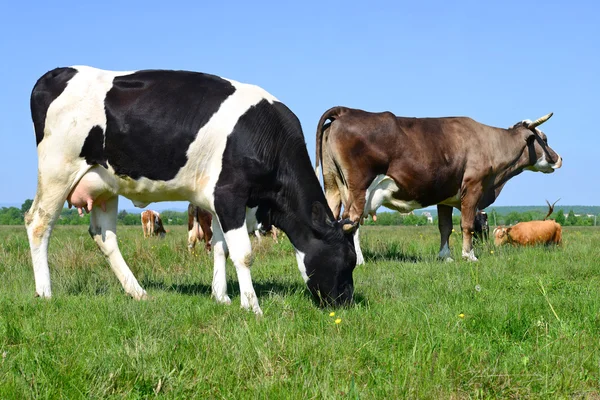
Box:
362;242;423;263
141;278;368;309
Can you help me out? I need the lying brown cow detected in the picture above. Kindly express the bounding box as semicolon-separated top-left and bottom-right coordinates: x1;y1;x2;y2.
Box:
188;203;213;251
493;220;562;246
141;210;166;238
316;107;562;263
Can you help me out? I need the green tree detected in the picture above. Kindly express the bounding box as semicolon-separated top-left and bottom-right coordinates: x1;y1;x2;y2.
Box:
21;199;33;215
0;207;24;225
555;209;566;225
566;209;577;226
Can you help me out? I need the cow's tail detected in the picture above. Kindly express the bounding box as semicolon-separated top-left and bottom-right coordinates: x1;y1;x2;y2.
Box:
554;223;563;245
315;106;350;182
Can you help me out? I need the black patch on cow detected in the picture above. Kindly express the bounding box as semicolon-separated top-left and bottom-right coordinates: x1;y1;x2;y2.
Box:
214;99;299;232
30;67;78;146
80;125;108;168
103;70;236;180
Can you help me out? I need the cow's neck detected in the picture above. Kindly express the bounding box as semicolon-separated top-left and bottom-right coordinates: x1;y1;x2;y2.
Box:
268;154;334;254
490;130;530;191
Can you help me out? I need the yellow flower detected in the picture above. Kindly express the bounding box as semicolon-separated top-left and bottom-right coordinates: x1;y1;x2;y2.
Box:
452;229;455;232
458;313;465;319
490;250;494;254
335;318;342;324
329;312;335;317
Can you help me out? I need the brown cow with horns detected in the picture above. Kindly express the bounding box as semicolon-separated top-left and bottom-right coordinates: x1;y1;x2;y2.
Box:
316;107;562;263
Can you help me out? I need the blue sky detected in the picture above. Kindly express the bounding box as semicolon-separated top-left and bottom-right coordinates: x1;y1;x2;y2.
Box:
1;0;597;210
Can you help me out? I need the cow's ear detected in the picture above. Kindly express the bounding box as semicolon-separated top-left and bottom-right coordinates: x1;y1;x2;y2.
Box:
311;202;333;229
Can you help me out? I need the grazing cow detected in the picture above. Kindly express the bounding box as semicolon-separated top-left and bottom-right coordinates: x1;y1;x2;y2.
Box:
187;203;212;251
316;107;562;263
26;66;357;314
141;210;166;238
493;220;562;246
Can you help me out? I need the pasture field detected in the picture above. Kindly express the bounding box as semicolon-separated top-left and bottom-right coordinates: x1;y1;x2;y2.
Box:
1;224;600;399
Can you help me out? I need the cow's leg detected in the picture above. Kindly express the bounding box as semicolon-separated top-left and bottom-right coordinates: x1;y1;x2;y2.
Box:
211;218;231;305
323;171;342;219
460;192;481;261
214;197;261;315
199;214;212;252
224;222;261;315
437;204;454;261
25;184;71;298
354;227;365;266
187;229;197;251
89;196;147;299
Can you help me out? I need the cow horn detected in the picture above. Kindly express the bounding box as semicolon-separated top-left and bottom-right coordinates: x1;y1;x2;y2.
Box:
527;112;553;129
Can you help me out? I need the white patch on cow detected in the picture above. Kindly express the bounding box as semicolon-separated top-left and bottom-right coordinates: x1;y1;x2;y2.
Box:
173;79;278;211
354;228;365;266
462;249;478;262
28;231;52;297
526;153;562;174
224;224;262;315
90;196;147;299
364;175;421;217
438;242;453;262
211;219;231;305
439;190;461;208
525;152;551;173
294;248;309;283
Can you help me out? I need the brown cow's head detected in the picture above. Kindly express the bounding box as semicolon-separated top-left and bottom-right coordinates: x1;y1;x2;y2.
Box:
493;226;510;246
512;112;562;174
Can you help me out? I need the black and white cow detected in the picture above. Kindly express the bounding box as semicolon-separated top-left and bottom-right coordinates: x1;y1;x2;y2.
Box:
26;66;357;314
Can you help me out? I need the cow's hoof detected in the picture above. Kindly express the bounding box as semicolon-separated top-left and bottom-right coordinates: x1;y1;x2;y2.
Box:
462;250;478;262
35;289;52;298
241;303;263;316
240;292;262;315
133;291;149;300
214;295;232;305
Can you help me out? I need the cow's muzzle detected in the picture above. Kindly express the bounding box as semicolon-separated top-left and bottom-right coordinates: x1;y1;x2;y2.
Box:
552;156;563;170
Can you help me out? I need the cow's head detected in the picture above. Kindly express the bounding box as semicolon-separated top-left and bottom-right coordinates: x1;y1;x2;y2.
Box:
304;202;357;307
512;112;562;173
493;226;510;246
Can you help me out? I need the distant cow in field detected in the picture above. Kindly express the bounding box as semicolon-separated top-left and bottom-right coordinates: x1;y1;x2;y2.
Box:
141;210;166;238
493;220;562;246
473;211;489;243
188;204;280;252
188;204;212;251
461;210;489;243
255;225;280;243
316;106;562;263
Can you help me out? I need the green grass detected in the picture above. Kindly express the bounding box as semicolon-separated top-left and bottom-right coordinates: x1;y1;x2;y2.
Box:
1;225;600;399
